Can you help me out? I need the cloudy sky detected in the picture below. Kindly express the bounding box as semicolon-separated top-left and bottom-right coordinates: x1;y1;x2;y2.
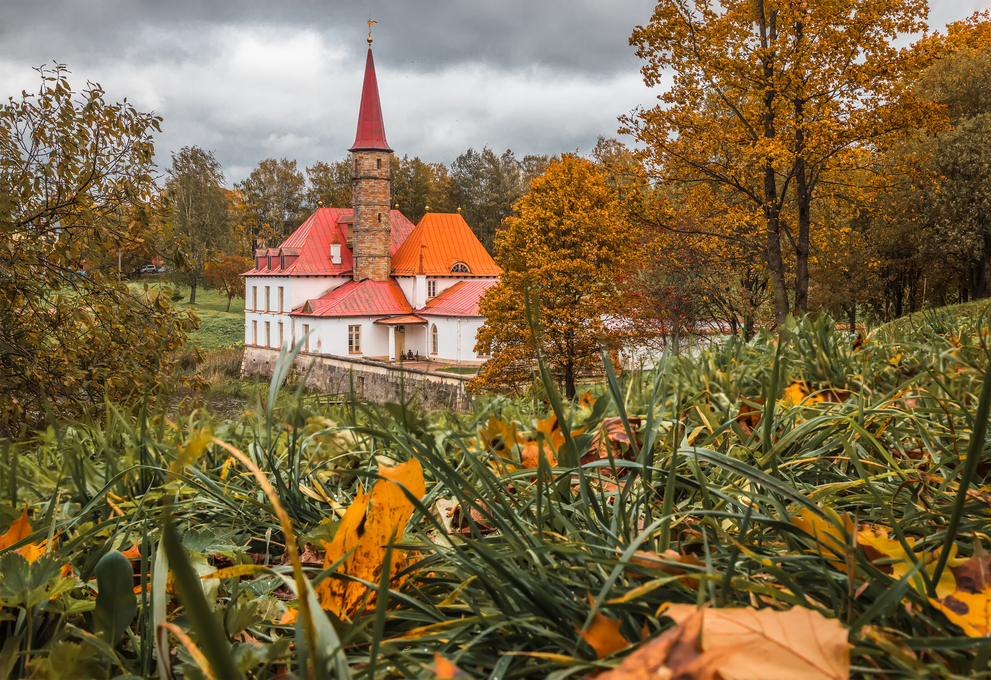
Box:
0;1;985;183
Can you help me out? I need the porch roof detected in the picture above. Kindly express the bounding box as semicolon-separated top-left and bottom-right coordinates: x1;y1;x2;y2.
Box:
374;315;428;326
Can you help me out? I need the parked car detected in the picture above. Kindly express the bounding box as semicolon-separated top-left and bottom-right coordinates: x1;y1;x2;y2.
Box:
139;264;157;274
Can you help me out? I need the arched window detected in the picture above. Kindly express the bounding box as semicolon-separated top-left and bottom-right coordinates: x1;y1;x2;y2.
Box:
450;262;470;273
431;324;438;355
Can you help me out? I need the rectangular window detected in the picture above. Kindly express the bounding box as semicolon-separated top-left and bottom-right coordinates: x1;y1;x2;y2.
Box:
265;321;271;347
348;324;361;354
265;286;271;313
278;322;284;348
278;286;284;313
302;324;310;352
252;320;257;345
252;286;258;311
428;280;437;297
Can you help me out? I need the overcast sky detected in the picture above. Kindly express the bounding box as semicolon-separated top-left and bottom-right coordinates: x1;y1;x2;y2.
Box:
0;1;986;183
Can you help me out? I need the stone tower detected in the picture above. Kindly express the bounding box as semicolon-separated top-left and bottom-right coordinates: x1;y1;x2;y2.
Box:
350;45;393;282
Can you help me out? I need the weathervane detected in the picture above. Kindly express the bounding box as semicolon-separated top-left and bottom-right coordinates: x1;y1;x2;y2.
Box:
367;17;376;45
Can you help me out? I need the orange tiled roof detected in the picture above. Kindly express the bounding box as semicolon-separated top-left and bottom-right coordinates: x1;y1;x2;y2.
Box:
391;213;502;277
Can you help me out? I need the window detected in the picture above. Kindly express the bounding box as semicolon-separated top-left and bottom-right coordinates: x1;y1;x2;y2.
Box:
451;262;470;273
265;321;271;347
428;280;437;297
354;158;359;174
376;158;382;169
278;322;284;348
278;287;284;313
252;286;257;311
431;324;438;355
348;324;361;354
280;255;285;269
265;286;271;312
252;320;257;345
302;324;310;352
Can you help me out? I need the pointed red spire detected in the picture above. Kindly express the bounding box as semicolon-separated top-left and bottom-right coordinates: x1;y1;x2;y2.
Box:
350;48;392;152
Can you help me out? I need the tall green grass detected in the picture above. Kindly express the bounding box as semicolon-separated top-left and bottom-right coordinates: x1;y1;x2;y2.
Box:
1;311;990;678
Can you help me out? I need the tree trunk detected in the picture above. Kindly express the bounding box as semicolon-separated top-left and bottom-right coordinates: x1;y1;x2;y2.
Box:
845;304;856;333
756;2;789;327
563;361;576;400
793;105;811;316
189;281;197;304
225;295;232;312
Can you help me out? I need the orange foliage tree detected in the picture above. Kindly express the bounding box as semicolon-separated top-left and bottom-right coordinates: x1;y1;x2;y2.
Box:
472;155;637;398
622;0;940;326
204;253;252;312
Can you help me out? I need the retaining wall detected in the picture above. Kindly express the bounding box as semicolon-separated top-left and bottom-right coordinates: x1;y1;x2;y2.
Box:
242;347;471;412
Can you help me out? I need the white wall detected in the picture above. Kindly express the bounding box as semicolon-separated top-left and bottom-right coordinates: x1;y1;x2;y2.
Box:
244;276;351;347
422;316;487;363
295;316;391;358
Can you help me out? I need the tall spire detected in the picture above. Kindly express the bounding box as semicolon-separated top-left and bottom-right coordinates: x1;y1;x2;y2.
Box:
350;47;392;152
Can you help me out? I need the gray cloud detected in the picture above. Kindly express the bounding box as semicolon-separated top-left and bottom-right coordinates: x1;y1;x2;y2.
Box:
0;0;985;182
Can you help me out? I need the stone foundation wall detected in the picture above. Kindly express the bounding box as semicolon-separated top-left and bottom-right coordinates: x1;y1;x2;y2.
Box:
242;347;471;412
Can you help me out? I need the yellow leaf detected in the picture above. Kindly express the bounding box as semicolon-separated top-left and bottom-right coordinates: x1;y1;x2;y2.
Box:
578;612;630;659
433;653;469;678
927;550;991;637
201;564;267;580
317;459;426;618
278;607;298;625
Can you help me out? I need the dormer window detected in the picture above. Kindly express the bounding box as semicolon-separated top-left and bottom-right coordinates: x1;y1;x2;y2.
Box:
451;262;470;274
280;255;285;269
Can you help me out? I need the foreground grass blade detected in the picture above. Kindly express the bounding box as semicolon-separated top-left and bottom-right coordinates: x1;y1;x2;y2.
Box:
162;515;244;680
929;360;991;593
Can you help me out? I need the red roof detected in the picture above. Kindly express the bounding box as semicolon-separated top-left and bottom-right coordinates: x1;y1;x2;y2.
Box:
374;314;427;325
243;208;415;277
350;48;392;152
391;213;502;277
422;280;497;317
293;279;411;317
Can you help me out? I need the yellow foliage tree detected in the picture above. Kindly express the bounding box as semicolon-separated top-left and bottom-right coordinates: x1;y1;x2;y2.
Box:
623;0;940;326
472;155;636;398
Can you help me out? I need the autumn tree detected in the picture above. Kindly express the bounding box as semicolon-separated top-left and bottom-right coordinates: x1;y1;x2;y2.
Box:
165;146;232;304
0;65;197;435
306;158;352;209
205;253;253;311
474;155;635;398
624;0;938;326
235;157;306;248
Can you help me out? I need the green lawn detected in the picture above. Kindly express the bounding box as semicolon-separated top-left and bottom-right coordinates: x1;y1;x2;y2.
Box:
131;277;244;352
434;365;478;375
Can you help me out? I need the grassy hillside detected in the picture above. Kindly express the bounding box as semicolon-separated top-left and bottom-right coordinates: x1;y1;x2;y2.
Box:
132;277;244;351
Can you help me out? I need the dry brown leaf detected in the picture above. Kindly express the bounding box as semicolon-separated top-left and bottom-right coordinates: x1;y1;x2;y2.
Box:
628;550;703;588
317;459;426;618
598;607;733;680
662;604;851;680
582;417;641;467
578;612;630;659
928;549;991;637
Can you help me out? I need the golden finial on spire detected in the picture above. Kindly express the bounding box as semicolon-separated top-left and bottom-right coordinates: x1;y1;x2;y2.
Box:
367;17;376;45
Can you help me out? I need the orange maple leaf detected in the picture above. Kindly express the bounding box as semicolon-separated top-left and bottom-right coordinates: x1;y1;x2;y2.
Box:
317;459;426;618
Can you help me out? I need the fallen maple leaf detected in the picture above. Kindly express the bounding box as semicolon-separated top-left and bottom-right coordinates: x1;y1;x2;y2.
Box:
928;548;991;637
598;607;733;680
581;417;641;467
0;506;32;551
661;603;851;680
628;550;703;588
433;653;469;678
121;540;142;560
579;611;630;659
317;459;426;618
